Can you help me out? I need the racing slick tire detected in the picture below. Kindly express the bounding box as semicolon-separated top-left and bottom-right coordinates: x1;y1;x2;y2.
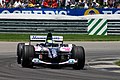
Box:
21;45;35;68
17;43;25;64
71;46;85;70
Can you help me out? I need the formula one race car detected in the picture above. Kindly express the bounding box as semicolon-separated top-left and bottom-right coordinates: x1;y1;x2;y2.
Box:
17;33;85;70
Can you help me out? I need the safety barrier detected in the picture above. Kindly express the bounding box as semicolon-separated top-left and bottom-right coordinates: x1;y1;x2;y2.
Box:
0;19;120;35
0;19;87;34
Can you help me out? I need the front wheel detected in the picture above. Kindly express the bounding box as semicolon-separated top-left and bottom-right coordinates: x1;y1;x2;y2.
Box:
71;46;85;70
17;43;25;64
21;45;35;68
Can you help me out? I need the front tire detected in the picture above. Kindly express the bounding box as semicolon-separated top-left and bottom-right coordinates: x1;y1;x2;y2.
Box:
71;46;85;70
17;43;25;64
21;45;35;68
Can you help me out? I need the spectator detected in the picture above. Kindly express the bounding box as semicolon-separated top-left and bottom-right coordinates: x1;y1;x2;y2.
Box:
35;0;40;4
30;0;35;4
22;1;28;8
65;0;76;8
107;0;114;8
7;2;13;8
0;0;3;6
35;0;42;7
13;0;22;7
92;0;99;8
70;0;76;5
79;0;85;8
28;0;35;7
59;0;65;8
65;0;71;8
84;1;88;8
19;0;26;8
42;0;51;8
5;0;10;7
103;0;107;7
2;0;6;8
0;3;2;7
51;0;58;8
8;0;15;6
0;0;120;8
115;2;120;8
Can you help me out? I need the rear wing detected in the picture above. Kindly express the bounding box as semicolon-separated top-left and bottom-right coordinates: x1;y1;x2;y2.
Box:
30;35;63;42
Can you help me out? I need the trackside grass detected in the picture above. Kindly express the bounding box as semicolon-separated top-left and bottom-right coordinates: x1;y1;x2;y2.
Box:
115;60;120;66
0;33;120;41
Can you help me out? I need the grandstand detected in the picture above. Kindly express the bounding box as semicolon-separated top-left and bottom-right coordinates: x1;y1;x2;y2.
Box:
0;0;120;8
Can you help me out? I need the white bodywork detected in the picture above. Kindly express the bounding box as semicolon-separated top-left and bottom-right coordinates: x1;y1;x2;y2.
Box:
28;35;77;65
34;44;73;52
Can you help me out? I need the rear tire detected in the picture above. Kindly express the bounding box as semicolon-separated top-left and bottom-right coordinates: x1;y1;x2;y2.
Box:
17;43;25;64
71;46;85;70
21;45;35;68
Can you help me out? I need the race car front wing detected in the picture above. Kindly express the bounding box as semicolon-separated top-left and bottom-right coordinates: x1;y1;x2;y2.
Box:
32;58;77;65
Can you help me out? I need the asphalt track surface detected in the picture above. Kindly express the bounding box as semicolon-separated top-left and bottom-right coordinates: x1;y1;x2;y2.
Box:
0;42;120;80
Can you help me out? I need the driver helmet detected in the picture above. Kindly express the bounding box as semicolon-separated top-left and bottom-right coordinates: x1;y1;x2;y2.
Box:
46;40;53;47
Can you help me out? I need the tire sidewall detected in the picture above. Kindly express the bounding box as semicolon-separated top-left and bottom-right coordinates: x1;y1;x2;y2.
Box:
71;46;85;70
17;43;25;64
22;45;35;67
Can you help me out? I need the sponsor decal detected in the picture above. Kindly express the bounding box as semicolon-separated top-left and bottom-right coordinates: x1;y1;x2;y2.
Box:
63;47;70;51
1;10;67;15
102;10;120;14
31;36;61;40
1;8;120;16
84;8;100;15
31;36;46;40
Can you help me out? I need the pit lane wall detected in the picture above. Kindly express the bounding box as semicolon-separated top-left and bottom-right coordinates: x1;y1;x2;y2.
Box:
0;8;120;35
